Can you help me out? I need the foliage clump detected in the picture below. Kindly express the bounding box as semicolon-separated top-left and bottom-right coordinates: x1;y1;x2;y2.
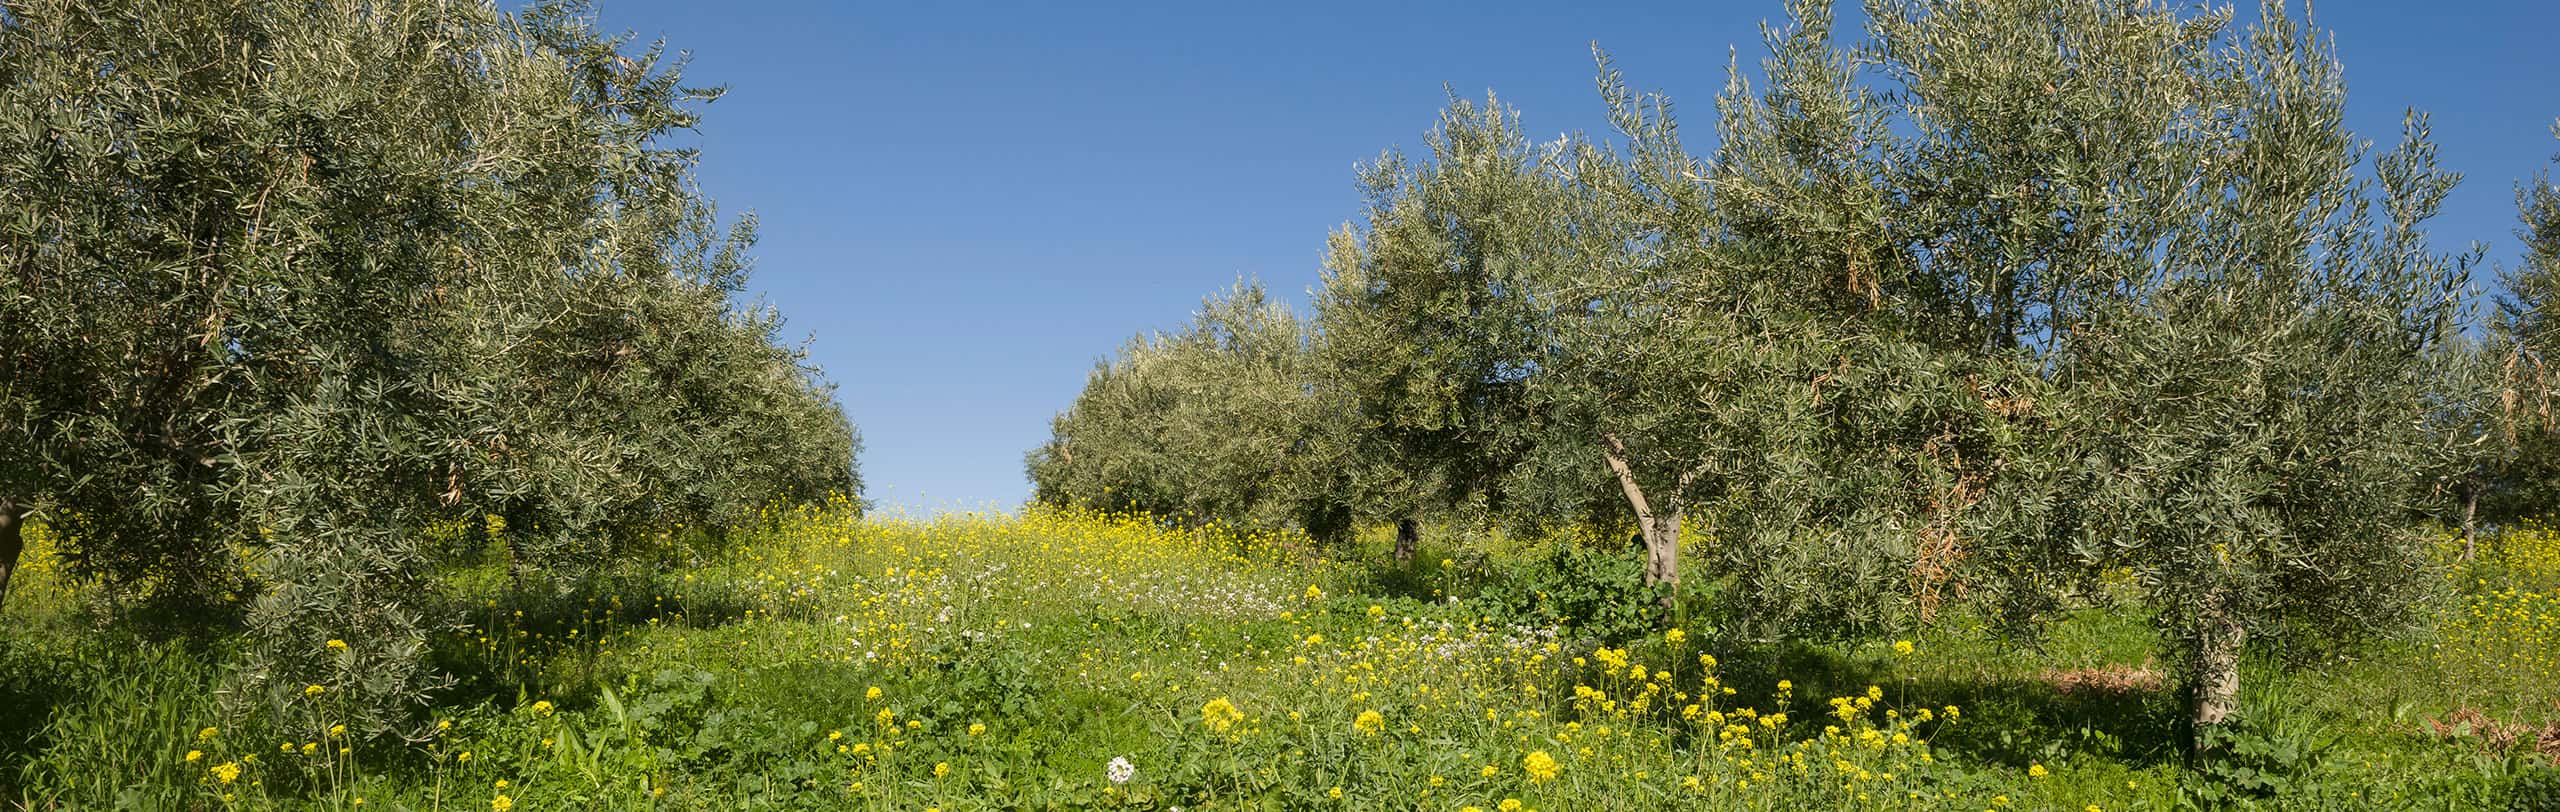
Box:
1026;281;1350;542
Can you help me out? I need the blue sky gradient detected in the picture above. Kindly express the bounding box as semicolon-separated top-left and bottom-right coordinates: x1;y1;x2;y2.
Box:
585;0;2560;512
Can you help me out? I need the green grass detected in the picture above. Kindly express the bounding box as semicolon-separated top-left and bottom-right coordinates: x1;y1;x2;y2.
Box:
2;509;2556;810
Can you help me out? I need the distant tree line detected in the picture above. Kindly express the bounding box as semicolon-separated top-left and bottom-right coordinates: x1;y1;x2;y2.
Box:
1030;0;2560;746
0;0;858;735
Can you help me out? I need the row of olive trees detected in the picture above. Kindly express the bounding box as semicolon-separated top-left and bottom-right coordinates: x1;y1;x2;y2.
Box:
2446;121;2560;541
0;0;858;736
1031;0;2557;743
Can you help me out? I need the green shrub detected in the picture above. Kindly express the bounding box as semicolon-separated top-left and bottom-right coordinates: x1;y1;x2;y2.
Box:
2506;764;2560;812
1471;541;1668;644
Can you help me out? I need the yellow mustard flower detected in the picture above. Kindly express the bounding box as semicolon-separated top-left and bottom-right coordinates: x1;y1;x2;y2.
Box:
1201;697;1243;733
1523;750;1560;783
1354;709;1385;735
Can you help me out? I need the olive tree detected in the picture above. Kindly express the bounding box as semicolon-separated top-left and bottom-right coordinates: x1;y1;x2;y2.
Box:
1499;6;2071;643
2069;36;2465;739
2477;122;2560;527
1028;282;1350;541
0;0;857;733
1310;97;1551;562
1533;0;2472;736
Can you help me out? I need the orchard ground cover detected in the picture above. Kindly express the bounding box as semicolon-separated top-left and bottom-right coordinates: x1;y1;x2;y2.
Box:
2;507;2557;810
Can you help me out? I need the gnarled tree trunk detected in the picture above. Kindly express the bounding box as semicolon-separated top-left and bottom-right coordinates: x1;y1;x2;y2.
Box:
1393;516;1420;564
1642;511;1681;588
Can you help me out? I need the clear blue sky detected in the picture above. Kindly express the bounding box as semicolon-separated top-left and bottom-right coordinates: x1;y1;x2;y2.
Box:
584;0;2560;513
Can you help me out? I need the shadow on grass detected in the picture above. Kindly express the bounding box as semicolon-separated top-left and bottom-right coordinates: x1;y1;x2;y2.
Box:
423;567;759;707
1358;556;1445;604
0;636;89;782
0;631;230;807
1707;639;2185;769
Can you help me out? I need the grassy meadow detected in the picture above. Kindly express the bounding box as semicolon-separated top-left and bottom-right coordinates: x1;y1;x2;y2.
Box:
3;507;2558;810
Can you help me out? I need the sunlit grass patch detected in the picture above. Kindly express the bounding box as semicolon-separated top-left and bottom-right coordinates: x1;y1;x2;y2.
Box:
7;506;2560;809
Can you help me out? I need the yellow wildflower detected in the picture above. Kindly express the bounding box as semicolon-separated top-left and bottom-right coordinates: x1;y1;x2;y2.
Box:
1523;749;1561;783
1354;709;1384;735
1202;697;1243;733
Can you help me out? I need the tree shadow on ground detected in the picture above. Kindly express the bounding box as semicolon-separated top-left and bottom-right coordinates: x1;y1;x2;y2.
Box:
0;636;88;784
1708;639;2185;770
423;567;758;707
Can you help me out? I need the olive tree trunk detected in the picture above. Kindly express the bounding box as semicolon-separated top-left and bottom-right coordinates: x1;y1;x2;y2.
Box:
2461;485;2480;561
1641;511;1681;588
2191;605;2247;740
0;497;26;612
1600;433;1682;590
1393;516;1420;564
